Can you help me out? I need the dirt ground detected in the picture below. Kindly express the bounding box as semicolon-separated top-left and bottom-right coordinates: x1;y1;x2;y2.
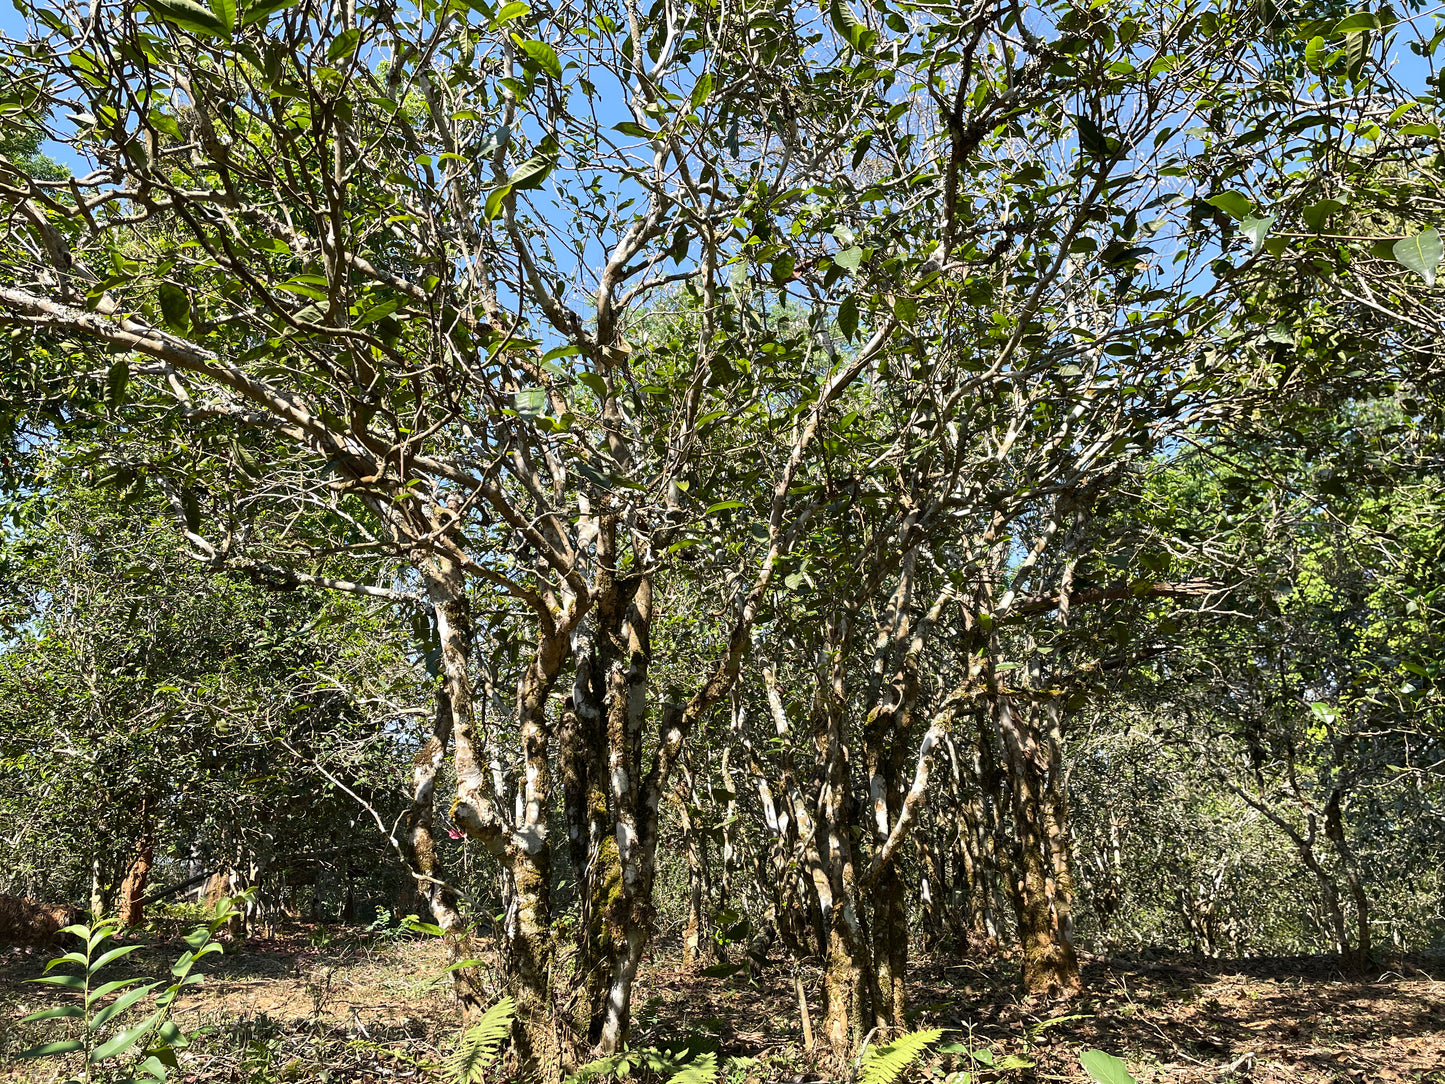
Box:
3;923;1443;1082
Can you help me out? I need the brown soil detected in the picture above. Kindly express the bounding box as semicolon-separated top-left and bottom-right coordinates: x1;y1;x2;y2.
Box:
4;926;1443;1083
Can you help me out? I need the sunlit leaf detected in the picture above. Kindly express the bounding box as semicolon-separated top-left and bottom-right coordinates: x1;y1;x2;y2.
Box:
327;28;360;62
18;1040;84;1058
1393;228;1442;287
1205;191;1253;221
829;0;874;51
508;154;556;191
515;37;561;78
144;0;228;37
1240;215;1273;255
515;387;547;416
90;1010;161;1062
1080;1049;1137;1084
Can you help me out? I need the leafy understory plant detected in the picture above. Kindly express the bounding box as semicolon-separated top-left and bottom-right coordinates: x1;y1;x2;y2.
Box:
567;1045;721;1084
1080;1048;1138;1084
857;1027;943;1084
17;895;244;1083
937;1044;1035;1081
444;996;515;1083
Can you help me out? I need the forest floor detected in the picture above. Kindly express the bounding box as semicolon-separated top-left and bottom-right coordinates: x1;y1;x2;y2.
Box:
3;920;1444;1083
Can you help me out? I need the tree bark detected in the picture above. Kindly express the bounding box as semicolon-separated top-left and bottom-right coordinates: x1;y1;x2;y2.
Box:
561;632;616;1047
426;555;568;1079
1325;789;1372;974
995;696;1080;996
677;775;713;967
596;571;655;1053
871;869;909;1031
117;826;154;929
418;564;488;1021
813;618;872;1055
504;652;565;1079
1041;701;1078;955
404;685;462;932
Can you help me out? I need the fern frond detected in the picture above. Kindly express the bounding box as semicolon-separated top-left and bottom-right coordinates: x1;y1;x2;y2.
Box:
445;996;515;1084
858;1027;943;1084
666;1051;718;1084
564;1053;627;1083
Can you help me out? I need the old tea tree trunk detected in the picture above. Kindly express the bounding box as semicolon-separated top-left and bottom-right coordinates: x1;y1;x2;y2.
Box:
427;554;579;1079
995;695;1081;996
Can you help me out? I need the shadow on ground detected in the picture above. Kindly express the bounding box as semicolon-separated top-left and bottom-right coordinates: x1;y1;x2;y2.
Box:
5;924;1444;1082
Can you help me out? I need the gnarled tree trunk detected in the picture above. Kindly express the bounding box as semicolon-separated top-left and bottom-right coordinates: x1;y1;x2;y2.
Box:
996;696;1080;996
118;814;154;929
428;555;569;1080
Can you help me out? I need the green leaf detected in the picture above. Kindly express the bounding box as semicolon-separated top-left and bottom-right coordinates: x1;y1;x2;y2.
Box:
478;124;511;159
290;302;326;325
1333;11;1379;32
492;1;529;26
1393;228;1442;287
1080;1048;1137;1084
355;297;402;326
91;1010;161;1062
18;1040;85;1058
90;944;144;974
144;0;228;36
21;1005;84;1022
1205;191;1254;221
240;0;300;26
515;387;547;416
838;294;859;341
149;110;183;140
577;372;607;399
158;282;192;332
485;185;512;220
613;121;655;138
1240;215;1273;255
327;28;360;62
32;973;87;990
441;958;489;974
690;72;713;111
859;1028;942;1084
1302;198;1345;231
666;1051;717;1084
1074;115;1120;159
705;500;744;515
516;38;561;78
208;0;235;31
88;977;150;1005
91;981;163;1031
829;0;874;51
157;1019;190;1048
834;246;863;270
137;1052;174;1079
507;154;556;191
444;997;514;1083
